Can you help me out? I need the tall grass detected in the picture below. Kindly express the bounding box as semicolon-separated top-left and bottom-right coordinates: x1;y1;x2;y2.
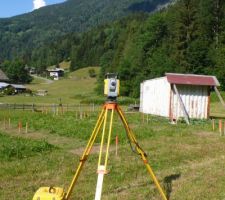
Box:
0;132;56;161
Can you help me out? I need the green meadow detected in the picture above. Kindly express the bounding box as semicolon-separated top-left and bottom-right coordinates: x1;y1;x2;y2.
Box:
0;68;225;200
0;67;100;104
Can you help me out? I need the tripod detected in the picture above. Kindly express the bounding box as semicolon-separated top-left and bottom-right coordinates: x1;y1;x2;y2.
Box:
65;102;168;200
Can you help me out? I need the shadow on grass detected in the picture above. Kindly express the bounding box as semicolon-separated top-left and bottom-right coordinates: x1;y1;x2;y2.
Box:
163;173;181;200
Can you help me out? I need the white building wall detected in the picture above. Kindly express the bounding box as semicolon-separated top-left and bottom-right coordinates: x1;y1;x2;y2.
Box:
140;77;171;117
171;85;209;119
140;83;144;113
50;72;59;77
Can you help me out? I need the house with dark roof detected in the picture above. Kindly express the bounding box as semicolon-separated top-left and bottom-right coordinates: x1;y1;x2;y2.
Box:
47;68;64;80
0;70;27;94
0;82;26;94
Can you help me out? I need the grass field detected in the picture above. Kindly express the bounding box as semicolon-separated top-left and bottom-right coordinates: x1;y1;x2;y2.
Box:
0;67;100;104
0;107;225;200
0;68;225;199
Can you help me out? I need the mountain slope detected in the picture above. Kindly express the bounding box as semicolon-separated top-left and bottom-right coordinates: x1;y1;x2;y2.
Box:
62;0;224;95
0;0;171;62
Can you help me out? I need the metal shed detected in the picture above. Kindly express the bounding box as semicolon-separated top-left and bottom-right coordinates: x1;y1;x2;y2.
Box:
140;73;221;124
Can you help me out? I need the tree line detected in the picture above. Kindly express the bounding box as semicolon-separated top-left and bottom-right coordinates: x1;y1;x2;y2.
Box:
1;0;225;94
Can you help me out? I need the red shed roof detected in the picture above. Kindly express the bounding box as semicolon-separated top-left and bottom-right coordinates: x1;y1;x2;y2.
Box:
166;73;220;86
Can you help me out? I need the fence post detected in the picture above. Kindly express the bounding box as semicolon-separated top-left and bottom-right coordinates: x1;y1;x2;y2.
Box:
8;118;11;129
25;122;28;134
212;119;215;131
54;104;57;115
224;122;225;136
61;105;64;115
56;107;59;116
18;121;22;133
219;120;222;136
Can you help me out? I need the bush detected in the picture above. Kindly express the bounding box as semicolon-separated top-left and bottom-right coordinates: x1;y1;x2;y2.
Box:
3;86;16;95
24;88;33;94
88;69;96;78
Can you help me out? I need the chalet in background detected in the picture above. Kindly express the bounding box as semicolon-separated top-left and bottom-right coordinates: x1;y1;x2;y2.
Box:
0;69;26;94
47;68;65;80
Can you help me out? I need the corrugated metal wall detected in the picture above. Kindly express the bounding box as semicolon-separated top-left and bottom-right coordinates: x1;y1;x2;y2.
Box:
140;77;171;117
171;85;209;119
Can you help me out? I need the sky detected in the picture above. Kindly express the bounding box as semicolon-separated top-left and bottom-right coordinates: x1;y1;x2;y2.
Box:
0;0;66;18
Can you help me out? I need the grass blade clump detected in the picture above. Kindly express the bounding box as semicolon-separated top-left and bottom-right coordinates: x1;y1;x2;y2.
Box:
0;132;56;161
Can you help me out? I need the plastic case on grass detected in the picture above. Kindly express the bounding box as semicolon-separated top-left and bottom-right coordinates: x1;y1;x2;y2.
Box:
32;187;65;200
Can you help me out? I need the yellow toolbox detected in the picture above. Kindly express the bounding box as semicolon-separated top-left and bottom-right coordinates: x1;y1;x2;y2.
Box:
32;187;66;200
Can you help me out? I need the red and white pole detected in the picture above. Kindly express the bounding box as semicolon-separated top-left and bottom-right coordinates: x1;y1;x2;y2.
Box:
219;120;222;136
18;121;22;133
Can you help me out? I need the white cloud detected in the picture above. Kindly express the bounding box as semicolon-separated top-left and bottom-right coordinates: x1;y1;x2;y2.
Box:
33;0;46;10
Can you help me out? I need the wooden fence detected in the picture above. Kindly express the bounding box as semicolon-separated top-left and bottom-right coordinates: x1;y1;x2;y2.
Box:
0;103;102;113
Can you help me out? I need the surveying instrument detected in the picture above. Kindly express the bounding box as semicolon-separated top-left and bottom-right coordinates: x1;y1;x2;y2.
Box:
33;73;168;200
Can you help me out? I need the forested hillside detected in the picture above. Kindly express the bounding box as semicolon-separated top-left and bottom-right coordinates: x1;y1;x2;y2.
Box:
0;0;225;95
30;0;225;96
0;0;170;62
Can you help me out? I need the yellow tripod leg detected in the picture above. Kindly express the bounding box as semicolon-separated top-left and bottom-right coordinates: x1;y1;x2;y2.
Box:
116;106;168;200
104;108;114;168
65;108;106;200
98;109;108;166
95;106;115;200
97;107;114;168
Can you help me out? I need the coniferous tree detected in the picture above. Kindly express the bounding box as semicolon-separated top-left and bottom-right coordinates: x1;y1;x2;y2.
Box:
1;60;32;84
173;0;198;71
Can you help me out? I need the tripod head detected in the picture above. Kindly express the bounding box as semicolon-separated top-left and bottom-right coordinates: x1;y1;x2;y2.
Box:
104;73;120;101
